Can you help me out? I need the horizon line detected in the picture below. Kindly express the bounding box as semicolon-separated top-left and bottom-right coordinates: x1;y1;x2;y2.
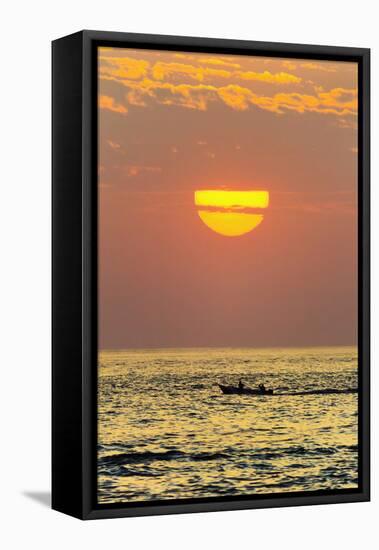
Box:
98;343;358;353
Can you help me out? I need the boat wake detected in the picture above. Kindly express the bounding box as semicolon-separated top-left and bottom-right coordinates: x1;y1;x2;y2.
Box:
281;388;358;396
215;387;358;397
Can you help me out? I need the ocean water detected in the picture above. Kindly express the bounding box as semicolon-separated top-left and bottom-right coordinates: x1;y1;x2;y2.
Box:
98;347;358;504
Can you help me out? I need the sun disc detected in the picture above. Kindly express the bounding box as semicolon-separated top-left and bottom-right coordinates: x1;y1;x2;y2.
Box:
195;190;269;209
198;211;264;237
194;189;269;237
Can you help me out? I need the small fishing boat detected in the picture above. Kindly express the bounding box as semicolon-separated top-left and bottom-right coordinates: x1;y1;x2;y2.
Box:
218;383;274;396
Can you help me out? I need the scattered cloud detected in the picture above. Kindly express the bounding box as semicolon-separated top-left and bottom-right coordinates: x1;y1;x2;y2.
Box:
198;57;241;69
283;61;340;73
126;164;162;177
237;70;301;84
173;53;241;69
216;84;251;110
100;53;301;87
300;62;337;73
99;95;128;114
107;140;121;149
264;88;357;116
99;56;149;80
98;51;357;121
100;76;357;118
281;60;297;71
318;87;357;111
336;117;357;130
152;61;232;81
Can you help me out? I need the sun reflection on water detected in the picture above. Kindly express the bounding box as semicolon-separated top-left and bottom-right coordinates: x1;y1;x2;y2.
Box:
98;347;358;503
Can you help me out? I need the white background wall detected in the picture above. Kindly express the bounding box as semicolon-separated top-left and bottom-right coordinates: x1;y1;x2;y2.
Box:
1;1;376;548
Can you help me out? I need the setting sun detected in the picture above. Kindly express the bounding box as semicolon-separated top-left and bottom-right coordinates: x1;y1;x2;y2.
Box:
95;43;360;507
194;189;269;236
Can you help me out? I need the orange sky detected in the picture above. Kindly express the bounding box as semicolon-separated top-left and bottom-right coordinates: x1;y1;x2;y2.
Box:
98;47;358;349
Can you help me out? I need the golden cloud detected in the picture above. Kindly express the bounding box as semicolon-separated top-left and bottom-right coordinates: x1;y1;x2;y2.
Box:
217;85;252;110
99;95;128;114
127;89;148;107
174;53;241;68
281;60;297;71
237;70;302;84
198;57;241;68
100;55;301;86
300;62;337;73
152;61;232;81
281;60;342;73
255;88;357;116
101;75;357;118
99;56;149;80
114;78;217;111
318;87;357;111
98;53;357;119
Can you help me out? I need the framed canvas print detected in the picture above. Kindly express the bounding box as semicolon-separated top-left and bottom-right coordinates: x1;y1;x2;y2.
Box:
52;30;370;519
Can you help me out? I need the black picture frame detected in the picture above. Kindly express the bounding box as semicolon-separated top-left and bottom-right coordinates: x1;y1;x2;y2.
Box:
52;30;370;520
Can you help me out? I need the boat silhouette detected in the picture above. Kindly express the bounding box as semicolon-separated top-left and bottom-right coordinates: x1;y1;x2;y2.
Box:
218;383;274;396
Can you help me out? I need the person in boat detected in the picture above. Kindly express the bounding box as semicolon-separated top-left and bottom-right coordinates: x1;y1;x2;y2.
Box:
238;379;245;390
258;383;266;393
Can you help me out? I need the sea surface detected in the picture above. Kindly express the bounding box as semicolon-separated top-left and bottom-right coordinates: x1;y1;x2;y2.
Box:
98;347;358;504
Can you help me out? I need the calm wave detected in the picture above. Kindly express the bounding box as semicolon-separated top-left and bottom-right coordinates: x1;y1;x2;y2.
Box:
98;347;358;503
